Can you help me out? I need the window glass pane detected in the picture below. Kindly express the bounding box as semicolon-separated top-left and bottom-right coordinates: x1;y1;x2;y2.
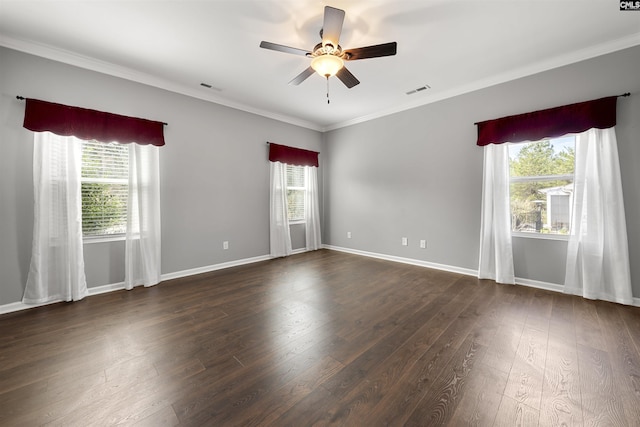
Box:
286;164;305;221
508;136;575;235
80;140;129;236
509;136;575;178
287;189;305;221
510;180;573;234
81;182;128;236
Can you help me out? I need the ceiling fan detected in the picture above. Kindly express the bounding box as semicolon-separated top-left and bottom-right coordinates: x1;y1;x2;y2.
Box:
260;6;397;91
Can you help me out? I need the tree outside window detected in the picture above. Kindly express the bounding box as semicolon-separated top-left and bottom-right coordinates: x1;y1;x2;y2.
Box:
508;136;575;235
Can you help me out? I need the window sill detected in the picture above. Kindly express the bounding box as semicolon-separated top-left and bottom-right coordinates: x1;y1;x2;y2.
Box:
289;220;306;225
83;234;125;244
512;232;569;241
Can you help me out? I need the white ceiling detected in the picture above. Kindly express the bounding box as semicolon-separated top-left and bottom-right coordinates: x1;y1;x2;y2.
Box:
1;1;639;131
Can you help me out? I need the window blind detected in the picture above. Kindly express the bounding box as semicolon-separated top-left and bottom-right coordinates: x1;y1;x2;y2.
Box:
80;141;129;236
286;165;305;221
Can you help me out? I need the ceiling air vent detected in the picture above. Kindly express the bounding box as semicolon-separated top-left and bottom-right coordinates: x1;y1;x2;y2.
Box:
200;82;222;91
406;84;431;95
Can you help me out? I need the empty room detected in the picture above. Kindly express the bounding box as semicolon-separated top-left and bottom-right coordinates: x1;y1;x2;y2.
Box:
1;1;639;425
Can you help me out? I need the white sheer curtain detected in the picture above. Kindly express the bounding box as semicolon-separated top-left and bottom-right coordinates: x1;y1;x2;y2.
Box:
270;161;292;257
304;166;322;250
478;143;515;284
23;133;88;303
124;144;161;289
564;127;633;304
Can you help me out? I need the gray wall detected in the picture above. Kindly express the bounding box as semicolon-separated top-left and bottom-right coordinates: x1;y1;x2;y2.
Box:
2;44;639;307
0;47;322;306
324;45;640;297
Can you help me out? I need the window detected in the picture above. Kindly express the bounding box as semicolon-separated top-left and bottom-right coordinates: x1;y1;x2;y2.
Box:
80;140;129;237
508;135;575;235
286;164;306;222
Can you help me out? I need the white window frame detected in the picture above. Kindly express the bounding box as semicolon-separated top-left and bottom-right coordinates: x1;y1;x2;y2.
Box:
509;137;575;241
80;140;129;243
286;164;307;224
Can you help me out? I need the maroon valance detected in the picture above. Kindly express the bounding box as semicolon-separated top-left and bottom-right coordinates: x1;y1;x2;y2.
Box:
23;98;165;146
268;142;319;167
476;96;617;146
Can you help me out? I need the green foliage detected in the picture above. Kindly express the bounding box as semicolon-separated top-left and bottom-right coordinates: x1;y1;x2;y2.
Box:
554;146;575;175
81;183;127;235
510;140;556;177
509;139;575;232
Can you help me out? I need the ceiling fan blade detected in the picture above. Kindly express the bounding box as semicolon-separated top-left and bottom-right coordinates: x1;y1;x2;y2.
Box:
260;41;311;57
336;67;360;89
288;67;315;86
344;42;397;60
322;6;345;46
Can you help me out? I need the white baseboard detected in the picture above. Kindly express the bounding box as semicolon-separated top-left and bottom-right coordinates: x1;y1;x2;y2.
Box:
0;254;274;315
160;249;312;282
0;284;126;315
0;301;56;315
3;247;638;314
513;277;564;293
88;281;126;296
322;244;478;277
160;254;271;281
322;244;640;307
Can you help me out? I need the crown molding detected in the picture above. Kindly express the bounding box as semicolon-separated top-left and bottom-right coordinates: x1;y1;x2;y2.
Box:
323;32;640;132
3;31;638;134
0;35;324;132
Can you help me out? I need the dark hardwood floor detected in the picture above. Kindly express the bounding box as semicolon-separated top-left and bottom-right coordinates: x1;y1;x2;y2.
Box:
1;249;639;426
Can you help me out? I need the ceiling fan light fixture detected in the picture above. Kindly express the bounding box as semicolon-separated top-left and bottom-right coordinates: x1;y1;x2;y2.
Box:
311;55;344;77
260;6;396;89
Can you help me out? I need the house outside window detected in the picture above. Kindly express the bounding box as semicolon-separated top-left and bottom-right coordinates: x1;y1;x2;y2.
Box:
80;140;129;237
286;164;306;222
508;135;575;236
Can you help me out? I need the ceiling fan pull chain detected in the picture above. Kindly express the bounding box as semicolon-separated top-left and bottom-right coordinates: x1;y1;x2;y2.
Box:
326;76;330;104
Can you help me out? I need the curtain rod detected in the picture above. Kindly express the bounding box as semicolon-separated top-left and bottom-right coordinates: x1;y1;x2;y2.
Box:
16;96;168;126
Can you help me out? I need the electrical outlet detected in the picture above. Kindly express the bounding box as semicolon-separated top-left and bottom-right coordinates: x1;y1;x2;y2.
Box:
402;237;408;246
347;231;352;239
223;241;229;250
420;240;426;249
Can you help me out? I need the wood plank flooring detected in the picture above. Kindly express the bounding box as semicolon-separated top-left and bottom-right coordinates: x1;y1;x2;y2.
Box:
1;249;639;426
